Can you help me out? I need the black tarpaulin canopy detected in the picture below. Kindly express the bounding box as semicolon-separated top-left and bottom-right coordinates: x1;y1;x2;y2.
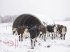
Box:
13;14;42;28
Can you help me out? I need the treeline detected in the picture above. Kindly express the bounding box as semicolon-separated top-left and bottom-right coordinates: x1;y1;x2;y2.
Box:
0;15;70;23
64;17;70;21
0;15;18;23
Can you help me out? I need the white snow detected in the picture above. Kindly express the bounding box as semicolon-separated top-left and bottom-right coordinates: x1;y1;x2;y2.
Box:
0;21;70;52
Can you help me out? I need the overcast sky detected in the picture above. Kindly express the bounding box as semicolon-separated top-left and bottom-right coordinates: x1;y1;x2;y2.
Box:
0;0;70;20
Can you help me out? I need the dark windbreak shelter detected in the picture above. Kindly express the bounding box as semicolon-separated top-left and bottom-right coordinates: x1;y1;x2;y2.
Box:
12;14;42;28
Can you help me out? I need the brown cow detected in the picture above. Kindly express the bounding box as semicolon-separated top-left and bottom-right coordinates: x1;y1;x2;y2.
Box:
38;24;47;41
14;25;28;41
57;24;67;40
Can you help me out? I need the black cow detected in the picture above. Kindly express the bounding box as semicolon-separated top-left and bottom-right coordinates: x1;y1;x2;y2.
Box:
28;25;40;49
46;25;56;39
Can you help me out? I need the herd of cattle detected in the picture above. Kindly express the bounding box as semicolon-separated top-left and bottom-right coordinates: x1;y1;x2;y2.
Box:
12;23;67;49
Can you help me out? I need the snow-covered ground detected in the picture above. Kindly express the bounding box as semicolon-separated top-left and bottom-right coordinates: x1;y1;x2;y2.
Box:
0;21;70;52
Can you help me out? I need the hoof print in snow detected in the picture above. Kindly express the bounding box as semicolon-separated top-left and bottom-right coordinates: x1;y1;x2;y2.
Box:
28;50;33;52
38;43;41;46
47;45;51;48
67;45;70;47
31;47;34;49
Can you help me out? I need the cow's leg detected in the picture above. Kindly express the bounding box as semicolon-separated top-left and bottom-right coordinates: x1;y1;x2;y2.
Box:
35;37;37;42
40;34;43;39
39;32;43;39
21;34;23;41
31;38;35;49
40;33;44;40
60;34;62;39
54;32;56;39
63;34;65;40
53;32;56;39
63;33;66;40
19;34;23;41
34;38;37;46
52;33;54;40
49;33;50;37
44;33;46;41
31;39;33;49
19;35;21;41
53;32;55;39
40;34;44;40
55;33;57;37
34;41;35;46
